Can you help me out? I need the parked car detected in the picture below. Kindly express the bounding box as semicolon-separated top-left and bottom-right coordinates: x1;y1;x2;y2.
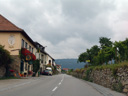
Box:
41;70;52;76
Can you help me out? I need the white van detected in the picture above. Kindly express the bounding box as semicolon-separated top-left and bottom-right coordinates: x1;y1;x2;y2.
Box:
46;67;53;75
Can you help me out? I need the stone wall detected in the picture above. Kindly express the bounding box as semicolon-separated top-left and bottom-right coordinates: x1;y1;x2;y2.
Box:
89;67;128;94
71;67;128;94
10;55;21;73
0;55;21;77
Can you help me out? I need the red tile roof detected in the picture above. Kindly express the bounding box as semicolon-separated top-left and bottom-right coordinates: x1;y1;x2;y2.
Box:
0;14;36;47
0;14;23;31
62;68;69;71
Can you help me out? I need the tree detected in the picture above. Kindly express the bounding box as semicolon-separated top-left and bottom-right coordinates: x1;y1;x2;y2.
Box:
33;59;40;74
90;45;100;65
78;45;100;66
78;52;88;63
99;37;113;49
104;46;115;64
78;37;128;66
122;38;128;60
114;38;128;62
0;45;12;77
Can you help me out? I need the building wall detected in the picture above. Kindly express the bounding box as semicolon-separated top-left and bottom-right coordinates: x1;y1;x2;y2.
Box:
46;55;53;66
0;32;37;76
0;32;21;55
20;34;36;55
36;52;46;71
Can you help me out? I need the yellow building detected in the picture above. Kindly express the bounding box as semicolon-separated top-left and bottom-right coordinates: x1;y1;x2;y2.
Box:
0;14;36;76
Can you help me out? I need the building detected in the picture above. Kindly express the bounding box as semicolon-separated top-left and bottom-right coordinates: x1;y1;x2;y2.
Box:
34;42;47;72
56;64;61;73
0;14;37;76
45;52;55;67
62;68;69;72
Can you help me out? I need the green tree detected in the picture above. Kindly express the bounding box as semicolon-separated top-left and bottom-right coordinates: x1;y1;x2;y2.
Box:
90;45;100;65
78;45;100;66
114;38;128;62
33;59;40;74
0;45;12;77
104;46;115;64
78;52;88;63
99;37;113;49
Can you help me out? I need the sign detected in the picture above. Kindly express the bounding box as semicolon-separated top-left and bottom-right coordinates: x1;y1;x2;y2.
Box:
86;60;90;62
26;55;31;61
8;35;15;46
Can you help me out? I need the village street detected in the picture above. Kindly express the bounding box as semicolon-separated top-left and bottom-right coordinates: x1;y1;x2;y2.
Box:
0;74;125;96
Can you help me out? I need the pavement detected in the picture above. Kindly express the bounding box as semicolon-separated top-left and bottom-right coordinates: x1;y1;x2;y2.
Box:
0;76;41;92
86;81;126;96
0;74;126;96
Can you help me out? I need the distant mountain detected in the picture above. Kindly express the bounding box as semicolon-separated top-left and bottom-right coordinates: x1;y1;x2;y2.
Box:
55;59;86;69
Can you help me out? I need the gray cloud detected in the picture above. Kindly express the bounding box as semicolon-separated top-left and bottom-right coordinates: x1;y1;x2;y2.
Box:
0;0;128;59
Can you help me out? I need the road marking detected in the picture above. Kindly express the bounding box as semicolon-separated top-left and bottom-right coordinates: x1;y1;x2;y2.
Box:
52;75;64;92
59;82;61;85
52;86;58;92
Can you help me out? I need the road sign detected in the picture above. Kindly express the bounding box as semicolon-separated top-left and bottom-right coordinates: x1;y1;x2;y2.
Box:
86;60;90;62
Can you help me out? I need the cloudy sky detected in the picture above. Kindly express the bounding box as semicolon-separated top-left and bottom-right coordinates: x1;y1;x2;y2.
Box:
0;0;128;59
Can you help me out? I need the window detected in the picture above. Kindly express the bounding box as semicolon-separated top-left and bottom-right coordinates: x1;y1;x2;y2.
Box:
21;39;24;48
29;45;31;52
37;45;39;48
32;48;33;53
25;42;28;49
49;60;51;64
41;55;43;63
25;63;27;70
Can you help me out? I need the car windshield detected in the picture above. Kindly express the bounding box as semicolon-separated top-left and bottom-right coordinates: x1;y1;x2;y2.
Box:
45;70;50;72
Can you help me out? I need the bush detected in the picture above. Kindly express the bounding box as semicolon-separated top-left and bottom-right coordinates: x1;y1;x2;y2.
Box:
84;66;94;81
112;82;124;92
33;59;40;74
0;45;12;77
0;45;12;67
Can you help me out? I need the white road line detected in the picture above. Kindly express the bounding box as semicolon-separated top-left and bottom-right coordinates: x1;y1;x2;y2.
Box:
59;82;61;85
52;75;64;92
52;86;58;92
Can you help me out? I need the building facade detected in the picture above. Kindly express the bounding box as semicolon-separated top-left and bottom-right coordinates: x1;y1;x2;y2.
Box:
0;15;36;76
0;14;56;77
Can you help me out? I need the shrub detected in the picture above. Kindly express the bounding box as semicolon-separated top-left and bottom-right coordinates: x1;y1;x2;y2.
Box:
112;82;124;92
33;59;40;74
0;45;12;77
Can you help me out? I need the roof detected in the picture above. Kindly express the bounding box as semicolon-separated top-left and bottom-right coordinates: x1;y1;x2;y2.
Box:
56;64;61;67
0;14;36;47
62;68;69;71
0;14;22;31
35;42;54;60
34;42;47;54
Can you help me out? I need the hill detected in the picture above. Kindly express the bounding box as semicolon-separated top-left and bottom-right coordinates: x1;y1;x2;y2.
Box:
55;59;86;69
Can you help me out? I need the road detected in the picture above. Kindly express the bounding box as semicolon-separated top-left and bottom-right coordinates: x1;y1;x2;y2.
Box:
0;74;126;96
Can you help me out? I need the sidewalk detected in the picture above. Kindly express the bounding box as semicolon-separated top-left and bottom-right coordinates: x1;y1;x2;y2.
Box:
0;76;42;92
86;81;126;96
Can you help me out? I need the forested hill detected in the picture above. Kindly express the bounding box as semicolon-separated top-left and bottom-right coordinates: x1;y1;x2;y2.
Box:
55;59;86;69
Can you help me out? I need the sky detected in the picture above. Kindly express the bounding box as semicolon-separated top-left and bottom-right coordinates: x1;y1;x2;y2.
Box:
0;0;128;59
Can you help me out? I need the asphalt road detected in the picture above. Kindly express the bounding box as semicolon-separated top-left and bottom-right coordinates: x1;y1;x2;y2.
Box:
0;74;125;96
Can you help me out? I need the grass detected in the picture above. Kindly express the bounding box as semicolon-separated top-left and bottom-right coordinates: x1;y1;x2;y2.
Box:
89;61;128;71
